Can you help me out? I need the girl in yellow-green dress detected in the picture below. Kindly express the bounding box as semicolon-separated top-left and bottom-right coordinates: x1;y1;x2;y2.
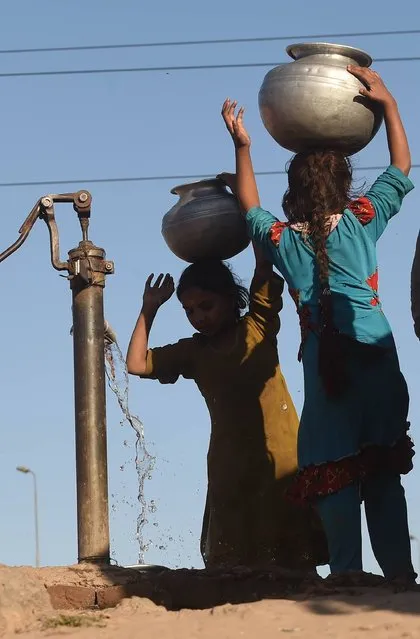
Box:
127;238;327;570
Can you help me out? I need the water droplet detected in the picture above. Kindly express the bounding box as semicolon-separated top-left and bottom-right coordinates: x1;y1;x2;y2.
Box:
149;500;157;513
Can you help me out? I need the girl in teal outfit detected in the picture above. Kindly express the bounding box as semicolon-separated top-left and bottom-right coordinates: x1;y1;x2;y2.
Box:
221;64;416;583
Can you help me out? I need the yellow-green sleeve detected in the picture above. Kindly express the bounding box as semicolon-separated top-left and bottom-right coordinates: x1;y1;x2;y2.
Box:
246;271;284;337
141;337;197;384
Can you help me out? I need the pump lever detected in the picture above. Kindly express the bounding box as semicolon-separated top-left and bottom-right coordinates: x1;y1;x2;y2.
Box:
0;190;93;271
0;200;42;264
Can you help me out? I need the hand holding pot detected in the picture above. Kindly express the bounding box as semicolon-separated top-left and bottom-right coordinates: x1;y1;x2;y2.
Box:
347;65;395;105
216;172;237;194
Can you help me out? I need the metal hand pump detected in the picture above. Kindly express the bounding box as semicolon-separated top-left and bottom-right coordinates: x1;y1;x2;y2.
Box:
1;191;114;564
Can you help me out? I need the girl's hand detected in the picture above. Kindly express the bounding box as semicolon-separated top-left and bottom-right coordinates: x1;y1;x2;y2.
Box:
347;65;395;105
221;99;251;148
143;273;174;309
217;172;237;194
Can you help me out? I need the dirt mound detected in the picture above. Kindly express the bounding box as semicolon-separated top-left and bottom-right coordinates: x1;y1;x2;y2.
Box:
0;564;52;635
1;564;420;638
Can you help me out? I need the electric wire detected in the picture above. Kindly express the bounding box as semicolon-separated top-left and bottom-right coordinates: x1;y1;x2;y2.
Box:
1;165;419;189
1;29;419;55
0;55;419;79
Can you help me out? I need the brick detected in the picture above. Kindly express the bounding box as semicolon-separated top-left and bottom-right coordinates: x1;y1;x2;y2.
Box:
96;582;168;610
47;585;96;610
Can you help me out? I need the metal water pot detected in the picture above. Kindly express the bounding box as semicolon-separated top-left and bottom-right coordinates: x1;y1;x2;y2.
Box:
258;42;383;155
161;179;250;263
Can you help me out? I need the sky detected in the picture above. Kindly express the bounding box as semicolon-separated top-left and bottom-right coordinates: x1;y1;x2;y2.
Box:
0;0;420;576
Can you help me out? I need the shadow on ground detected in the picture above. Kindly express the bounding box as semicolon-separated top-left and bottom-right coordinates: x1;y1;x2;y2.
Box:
38;564;420;614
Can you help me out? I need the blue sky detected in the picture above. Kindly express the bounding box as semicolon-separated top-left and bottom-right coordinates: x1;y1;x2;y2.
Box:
1;0;420;575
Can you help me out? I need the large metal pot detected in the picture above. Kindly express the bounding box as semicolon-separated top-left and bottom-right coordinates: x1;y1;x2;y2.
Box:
258;42;383;156
161;179;250;263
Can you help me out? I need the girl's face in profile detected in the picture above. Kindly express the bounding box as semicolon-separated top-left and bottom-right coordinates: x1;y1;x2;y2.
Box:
179;286;235;336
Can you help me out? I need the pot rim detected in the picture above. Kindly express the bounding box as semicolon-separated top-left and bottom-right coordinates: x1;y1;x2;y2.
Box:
124;564;168;571
286;42;372;67
170;177;224;195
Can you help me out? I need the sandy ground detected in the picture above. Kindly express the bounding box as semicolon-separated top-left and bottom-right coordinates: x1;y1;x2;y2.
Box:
9;592;420;639
2;565;420;638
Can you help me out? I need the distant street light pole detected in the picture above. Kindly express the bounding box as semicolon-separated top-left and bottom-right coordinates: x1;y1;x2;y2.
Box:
16;466;40;568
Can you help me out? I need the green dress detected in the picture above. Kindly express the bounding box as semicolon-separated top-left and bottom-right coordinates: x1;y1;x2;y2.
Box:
142;271;328;569
246;167;415;501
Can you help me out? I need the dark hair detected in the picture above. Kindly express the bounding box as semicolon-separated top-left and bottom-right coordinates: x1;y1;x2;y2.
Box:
176;259;249;320
283;150;354;397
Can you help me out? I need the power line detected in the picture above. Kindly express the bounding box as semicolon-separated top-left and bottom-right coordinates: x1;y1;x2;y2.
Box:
0;55;419;79
1;29;420;55
1;165;419;188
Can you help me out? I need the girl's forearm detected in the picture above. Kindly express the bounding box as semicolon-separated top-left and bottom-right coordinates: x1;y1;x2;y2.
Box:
252;241;272;277
126;304;158;375
235;146;261;213
383;99;411;175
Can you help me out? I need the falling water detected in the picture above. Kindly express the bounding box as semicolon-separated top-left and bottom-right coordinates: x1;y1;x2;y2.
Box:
104;336;156;564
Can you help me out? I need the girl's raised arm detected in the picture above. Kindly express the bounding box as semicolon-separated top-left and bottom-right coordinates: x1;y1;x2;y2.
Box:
126;273;174;375
221;99;261;213
347;65;411;176
217;171;272;278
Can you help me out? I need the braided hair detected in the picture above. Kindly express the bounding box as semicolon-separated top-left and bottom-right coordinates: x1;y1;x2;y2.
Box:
283;150;354;397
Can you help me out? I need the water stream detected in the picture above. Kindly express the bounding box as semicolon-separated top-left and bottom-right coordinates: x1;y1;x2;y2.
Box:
104;337;156;564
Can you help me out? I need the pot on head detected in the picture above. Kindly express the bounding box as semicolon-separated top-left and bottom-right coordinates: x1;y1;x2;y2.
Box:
162;178;250;263
258;42;384;156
